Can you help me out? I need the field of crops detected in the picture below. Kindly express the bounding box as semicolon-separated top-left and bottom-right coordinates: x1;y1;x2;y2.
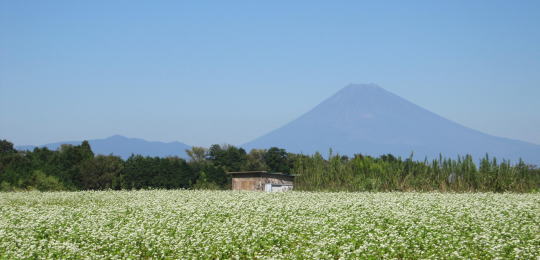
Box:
0;190;538;259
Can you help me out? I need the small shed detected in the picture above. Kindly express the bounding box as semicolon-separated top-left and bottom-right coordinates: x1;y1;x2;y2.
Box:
227;171;294;192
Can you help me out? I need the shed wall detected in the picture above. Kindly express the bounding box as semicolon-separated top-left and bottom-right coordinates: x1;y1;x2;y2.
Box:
231;174;294;191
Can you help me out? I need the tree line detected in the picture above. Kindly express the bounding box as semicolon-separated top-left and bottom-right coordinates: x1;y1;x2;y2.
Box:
0;139;538;192
0;139;293;191
294;151;539;192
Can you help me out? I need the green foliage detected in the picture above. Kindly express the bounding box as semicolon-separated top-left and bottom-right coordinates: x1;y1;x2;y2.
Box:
76;155;124;190
0;138;538;192
246;149;269;171
294;152;540;192
186;147;207;162
0;181;13;191
208;144;248;172
192;171;221;190
121;155;194;189
0;139;17;155
0;151;33;189
26;170;65;191
264;147;291;173
188;158;228;189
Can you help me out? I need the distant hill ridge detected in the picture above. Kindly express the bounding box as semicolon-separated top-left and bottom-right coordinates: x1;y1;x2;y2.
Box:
243;84;540;165
16;135;191;159
16;84;540;165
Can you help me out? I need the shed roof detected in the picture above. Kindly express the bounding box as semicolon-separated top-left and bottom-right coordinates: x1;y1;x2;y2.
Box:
226;171;296;177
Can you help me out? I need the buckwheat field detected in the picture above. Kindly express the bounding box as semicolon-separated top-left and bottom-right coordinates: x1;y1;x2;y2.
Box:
0;190;538;259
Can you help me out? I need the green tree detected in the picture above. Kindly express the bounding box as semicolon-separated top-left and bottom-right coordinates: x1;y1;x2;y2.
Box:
48;141;95;189
77;155;124;190
208;144;248;172
186;147;207;162
26;170;65;191
264;147;291;173
0;140;16;155
246;149;269;171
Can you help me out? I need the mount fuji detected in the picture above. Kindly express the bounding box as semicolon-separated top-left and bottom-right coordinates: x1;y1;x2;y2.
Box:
244;84;540;165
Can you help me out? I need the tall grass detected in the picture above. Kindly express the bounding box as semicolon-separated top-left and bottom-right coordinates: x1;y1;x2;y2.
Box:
293;152;540;192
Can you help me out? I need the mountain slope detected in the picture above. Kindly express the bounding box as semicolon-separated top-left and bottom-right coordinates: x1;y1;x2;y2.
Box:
16;135;191;159
244;84;540;164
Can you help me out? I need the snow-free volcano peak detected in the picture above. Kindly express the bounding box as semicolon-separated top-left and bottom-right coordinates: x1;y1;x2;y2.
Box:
244;84;540;164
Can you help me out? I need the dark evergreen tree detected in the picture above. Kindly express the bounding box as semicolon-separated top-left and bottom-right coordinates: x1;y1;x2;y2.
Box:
264;147;291;173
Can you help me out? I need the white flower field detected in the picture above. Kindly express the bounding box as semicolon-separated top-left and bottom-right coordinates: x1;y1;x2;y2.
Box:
0;190;539;259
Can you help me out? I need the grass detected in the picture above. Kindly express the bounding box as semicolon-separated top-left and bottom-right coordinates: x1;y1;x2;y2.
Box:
0;190;539;259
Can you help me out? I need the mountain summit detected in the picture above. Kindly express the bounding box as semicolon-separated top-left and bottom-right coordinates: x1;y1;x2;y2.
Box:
244;84;540;164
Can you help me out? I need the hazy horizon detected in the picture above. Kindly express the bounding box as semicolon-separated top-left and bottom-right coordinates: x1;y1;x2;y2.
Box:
2;1;539;147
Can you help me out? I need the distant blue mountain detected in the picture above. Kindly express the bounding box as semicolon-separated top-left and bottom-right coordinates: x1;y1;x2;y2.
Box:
16;135;191;159
244;84;540;165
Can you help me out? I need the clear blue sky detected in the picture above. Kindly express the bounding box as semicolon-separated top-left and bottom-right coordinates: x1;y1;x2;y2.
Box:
1;1;539;147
